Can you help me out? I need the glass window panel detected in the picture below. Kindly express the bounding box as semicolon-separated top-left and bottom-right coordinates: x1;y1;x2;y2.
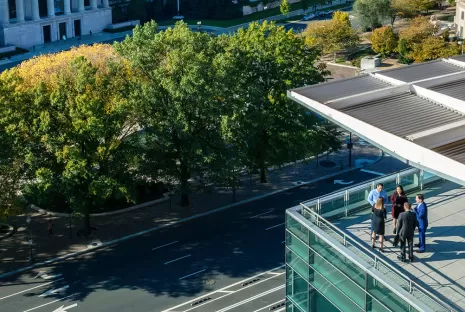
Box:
366;274;410;312
400;172;419;193
320;196;345;216
286;265;293;298
312;252;365;308
309;285;341;312
291;271;308;311
347;186;372;212
311;270;362;312
286;248;309;281
309;232;365;288
286;300;294;312
287;214;308;242
366;293;391;312
382;180;397;201
287;230;309;263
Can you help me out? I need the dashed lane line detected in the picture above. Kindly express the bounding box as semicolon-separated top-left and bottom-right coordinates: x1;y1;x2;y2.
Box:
265;223;285;231
0;278;65;301
165;254;192;265
152;241;179;251
250;210;274;219
160;265;285;312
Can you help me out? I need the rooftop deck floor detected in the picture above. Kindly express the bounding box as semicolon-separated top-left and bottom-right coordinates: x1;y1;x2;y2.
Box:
334;181;465;310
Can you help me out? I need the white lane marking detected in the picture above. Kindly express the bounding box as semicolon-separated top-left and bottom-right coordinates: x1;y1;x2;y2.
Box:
39;285;69;297
267;272;282;276
53;303;78;312
281;240;285;243
217;290;235;293
252;299;285;312
180;273;285;312
35;272;63;280
250;210;273;219
360;169;385;176
22;294;75;312
179;269;206;280
265;223;285;230
0;278;65;300
161;265;285;312
152;241;179;251
216;285;285;312
165;254;191;265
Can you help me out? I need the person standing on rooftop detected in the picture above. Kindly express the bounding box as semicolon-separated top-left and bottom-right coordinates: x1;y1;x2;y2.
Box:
371;197;386;252
391;185;408;234
368;183;388;220
414;194;428;253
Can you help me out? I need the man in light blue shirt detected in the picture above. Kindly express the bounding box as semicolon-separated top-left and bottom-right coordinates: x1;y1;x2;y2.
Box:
368;183;388;219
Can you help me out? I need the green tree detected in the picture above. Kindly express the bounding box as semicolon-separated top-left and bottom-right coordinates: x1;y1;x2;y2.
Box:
0;45;140;234
280;0;290;16
397;38;413;63
399;16;438;49
371;25;398;56
353;0;392;30
115;22;226;207
305;11;360;60
220;21;329;183
410;37;461;62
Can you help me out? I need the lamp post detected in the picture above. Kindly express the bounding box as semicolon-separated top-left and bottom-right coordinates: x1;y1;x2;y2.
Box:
68;205;72;239
197;21;201;32
459;39;464;55
26;216;33;263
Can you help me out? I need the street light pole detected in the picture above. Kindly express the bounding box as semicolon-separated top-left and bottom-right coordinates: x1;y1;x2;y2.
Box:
26;216;33;263
197;21;201;32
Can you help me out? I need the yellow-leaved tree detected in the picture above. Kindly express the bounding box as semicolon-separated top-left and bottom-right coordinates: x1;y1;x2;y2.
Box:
371;26;399;57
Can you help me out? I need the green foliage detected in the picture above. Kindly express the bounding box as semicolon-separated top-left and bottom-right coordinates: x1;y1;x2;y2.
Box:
353;0;392;30
280;0;290;16
305;11;360;59
0;45;140;231
219;21;330;183
115;21;226;206
397;38;413;63
443;29;450;42
371;26;398;57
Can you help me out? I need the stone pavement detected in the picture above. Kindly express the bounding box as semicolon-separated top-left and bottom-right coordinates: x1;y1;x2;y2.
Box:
0;143;381;275
338;181;465;310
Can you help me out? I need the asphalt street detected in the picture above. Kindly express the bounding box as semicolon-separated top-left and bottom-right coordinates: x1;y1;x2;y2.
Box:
0;160;406;312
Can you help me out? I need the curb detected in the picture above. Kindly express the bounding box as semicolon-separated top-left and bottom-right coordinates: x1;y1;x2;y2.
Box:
29;195;170;218
0;150;383;279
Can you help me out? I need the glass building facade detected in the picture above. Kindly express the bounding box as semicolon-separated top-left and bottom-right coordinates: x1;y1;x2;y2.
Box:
285;168;452;312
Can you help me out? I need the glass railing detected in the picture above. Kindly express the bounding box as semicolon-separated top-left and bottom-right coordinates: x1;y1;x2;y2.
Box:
301;168;442;219
294;168;453;312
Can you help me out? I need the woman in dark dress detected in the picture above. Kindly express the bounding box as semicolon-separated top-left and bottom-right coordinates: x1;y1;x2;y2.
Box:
371;197;386;252
391;185;408;235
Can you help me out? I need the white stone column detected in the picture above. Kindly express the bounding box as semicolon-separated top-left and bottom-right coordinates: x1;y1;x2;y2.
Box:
31;0;40;20
0;0;10;25
78;0;84;12
102;0;109;7
90;0;97;9
47;0;55;17
64;0;70;14
15;0;24;22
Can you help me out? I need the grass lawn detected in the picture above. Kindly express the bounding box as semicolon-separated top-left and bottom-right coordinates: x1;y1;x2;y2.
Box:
0;47;29;60
103;25;136;33
158;3;351;28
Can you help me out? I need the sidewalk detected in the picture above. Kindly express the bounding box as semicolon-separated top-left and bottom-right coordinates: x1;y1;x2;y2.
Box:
0;143;382;275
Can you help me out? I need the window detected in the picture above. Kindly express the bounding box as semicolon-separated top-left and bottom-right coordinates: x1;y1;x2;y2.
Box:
462;11;464;20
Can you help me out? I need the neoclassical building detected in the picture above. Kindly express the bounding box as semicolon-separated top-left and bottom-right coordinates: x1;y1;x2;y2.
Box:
0;0;111;48
456;0;465;38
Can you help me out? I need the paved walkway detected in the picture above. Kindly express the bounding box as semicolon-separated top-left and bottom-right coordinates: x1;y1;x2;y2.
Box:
0;142;380;275
338;181;465;310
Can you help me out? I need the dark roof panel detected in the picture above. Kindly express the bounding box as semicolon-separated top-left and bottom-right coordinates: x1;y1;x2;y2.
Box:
429;79;465;100
379;61;464;82
339;93;465;137
433;139;465;164
294;75;391;103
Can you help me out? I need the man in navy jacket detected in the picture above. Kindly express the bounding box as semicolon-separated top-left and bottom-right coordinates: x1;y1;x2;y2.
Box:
414;194;428;253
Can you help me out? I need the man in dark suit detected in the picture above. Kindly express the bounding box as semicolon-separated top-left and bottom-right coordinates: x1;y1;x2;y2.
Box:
397;202;418;262
414;194;428;253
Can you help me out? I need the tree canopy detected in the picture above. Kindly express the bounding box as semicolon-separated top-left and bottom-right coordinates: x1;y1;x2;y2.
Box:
371;26;398;56
0;45;140;232
353;0;392;30
305;11;359;59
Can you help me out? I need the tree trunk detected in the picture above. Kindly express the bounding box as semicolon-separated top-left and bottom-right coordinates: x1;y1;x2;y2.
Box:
259;165;267;183
180;161;190;207
316;154;319;167
232;184;237;203
83;212;91;236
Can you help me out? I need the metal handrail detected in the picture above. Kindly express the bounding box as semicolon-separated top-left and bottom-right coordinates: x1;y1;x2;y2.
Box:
300;203;455;312
301;167;420;207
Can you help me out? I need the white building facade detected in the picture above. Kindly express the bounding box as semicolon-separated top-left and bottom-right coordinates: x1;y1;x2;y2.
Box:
456;0;465;38
0;0;111;48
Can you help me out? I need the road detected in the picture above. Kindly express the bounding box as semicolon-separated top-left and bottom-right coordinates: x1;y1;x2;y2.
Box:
0;160;407;312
